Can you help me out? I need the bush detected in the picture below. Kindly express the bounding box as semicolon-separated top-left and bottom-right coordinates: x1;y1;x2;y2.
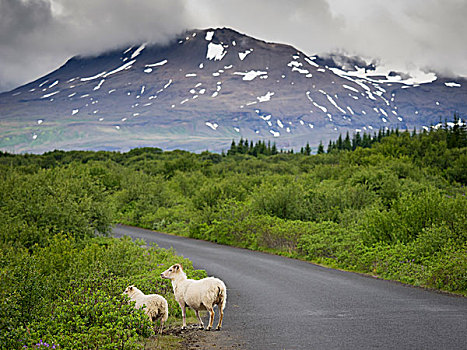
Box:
296;221;363;268
358;190;467;245
21;286;154;350
427;244;467;292
0;235;206;349
250;181;310;221
0;166;113;248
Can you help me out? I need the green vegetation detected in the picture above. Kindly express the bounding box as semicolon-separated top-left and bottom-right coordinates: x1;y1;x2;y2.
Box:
1;120;466;347
0;163;206;349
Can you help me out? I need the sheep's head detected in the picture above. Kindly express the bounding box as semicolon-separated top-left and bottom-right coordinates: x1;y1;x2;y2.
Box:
123;285;135;296
161;264;184;280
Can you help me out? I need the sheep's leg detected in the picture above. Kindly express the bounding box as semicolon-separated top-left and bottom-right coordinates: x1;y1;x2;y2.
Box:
216;305;224;330
159;319;164;335
206;306;215;331
195;310;204;329
180;303;187;330
151;316;162;335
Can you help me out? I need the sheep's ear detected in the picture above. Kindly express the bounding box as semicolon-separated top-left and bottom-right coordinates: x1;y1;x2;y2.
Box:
129;285;134;290
174;264;181;271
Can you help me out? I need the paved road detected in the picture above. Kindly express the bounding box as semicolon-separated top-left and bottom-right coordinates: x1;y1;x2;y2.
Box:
113;225;467;350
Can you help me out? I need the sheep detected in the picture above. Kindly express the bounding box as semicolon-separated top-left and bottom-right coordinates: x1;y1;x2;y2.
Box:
161;263;226;331
123;285;169;334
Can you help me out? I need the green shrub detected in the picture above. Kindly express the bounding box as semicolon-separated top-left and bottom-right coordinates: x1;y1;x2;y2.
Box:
349;166;400;207
22;286;154;350
0;166;113;247
359;190;467;245
427;244;467;292
296;221;363;268
0;234;206;349
250;181;310;221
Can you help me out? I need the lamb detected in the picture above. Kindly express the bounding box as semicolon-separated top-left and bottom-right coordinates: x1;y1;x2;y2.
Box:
161;263;226;331
123;285;169;334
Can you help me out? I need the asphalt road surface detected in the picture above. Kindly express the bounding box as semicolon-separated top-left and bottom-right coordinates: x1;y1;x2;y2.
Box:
113;225;467;350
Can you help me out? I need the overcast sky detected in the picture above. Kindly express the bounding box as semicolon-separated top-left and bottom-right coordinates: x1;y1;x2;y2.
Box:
1;0;466;92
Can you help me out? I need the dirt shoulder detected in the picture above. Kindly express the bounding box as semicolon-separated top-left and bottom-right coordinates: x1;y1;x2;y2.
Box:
143;325;246;350
169;325;245;349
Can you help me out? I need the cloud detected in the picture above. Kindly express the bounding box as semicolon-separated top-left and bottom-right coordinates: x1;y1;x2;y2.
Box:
1;0;466;92
325;0;467;76
0;0;52;43
190;0;467;77
186;0;342;53
0;0;195;91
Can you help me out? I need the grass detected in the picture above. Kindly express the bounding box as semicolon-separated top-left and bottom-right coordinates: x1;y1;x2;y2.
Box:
139;315;201;350
140;335;182;350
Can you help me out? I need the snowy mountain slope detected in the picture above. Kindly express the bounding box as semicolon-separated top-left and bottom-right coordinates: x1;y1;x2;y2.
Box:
0;27;466;153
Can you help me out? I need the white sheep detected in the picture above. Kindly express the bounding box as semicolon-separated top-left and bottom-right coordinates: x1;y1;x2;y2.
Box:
161;263;226;331
123;285;169;334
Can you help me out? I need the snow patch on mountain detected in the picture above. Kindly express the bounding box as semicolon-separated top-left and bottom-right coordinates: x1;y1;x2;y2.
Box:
104;60;136;78
270;130;280;137
49;80;59;89
343;84;359;93
146;60;167;68
445;82;461;87
205;31;214;41
206;122;219;130
257;91;275;102
81;71;107;82
330;64;437;86
325;94;346;114
239;49;252;61
304;57;319;68
234;70;267;81
93;79;105;91
41;91;59;99
306;91;328;113
131;44;146;59
163;79;173;89
206;43;226;61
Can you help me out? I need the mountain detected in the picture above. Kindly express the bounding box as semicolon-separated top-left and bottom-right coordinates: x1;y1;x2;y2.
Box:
0;27;466;153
